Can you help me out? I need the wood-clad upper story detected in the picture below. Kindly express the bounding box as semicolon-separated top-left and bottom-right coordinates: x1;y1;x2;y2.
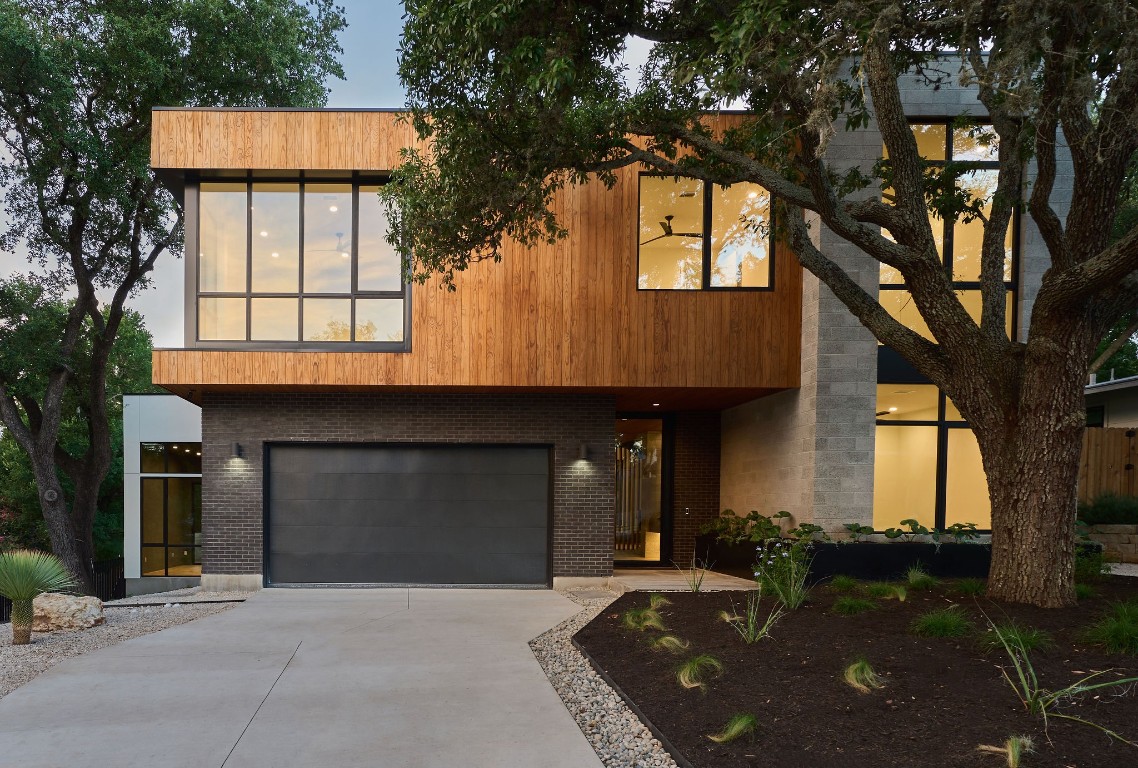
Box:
151;109;802;410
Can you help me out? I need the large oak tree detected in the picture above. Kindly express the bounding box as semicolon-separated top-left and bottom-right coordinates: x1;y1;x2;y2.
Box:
0;0;346;592
385;0;1138;606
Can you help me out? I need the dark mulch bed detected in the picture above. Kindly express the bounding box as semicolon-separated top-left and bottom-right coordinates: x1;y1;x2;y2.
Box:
574;577;1138;768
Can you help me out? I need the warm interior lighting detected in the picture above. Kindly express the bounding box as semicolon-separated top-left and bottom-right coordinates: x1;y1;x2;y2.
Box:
329;205;338;212
259;230;268;237
888;407;898;412
341;252;349;258
271;252;280;258
747;191;759;199
652;402;660;407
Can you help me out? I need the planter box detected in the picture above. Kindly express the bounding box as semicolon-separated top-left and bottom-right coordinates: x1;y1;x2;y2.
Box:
693;534;756;576
1088;524;1138;563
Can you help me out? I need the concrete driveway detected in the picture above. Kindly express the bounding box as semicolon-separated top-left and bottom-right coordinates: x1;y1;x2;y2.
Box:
0;589;603;768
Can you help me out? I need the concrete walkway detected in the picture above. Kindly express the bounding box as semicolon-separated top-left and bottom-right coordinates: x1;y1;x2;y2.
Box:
613;567;756;591
0;589;603;768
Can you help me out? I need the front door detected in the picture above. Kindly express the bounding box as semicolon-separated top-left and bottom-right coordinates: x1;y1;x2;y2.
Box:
613;416;671;565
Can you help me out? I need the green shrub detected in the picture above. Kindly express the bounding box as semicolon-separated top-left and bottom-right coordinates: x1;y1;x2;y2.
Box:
828;575;859;592
1078;493;1138;526
832;596;877;615
953;577;987;597
979;621;1054;653
754;539;813;610
1085;600;1138;654
677;654;724;690
906;563;939;590
1074;547;1111;583
911;606;974;638
707;713;757;744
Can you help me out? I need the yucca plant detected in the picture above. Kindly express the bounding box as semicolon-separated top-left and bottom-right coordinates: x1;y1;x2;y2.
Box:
0;550;77;645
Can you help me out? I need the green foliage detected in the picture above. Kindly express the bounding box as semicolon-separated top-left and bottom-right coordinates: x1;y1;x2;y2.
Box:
648;593;671;610
674;557;709;593
787;522;830;542
1085;601;1138;655
1075;583;1097;601
979;622;1054;654
707;713;756;744
911;606;974;638
0;549;76;601
676;654;723;691
885;519;931;542
1078;493;1138;526
718;590;783;643
833;596;877;616
843;523;874;542
754;539;813;610
698;509;784;545
977;736;1035;768
842;657;885;694
986;613;1138;743
1074;547;1111;583
650;635;690;654
944;522;981;543
906;564;939;590
828;575;859;592
953;578;988;597
622;606;667;633
862;582;898;598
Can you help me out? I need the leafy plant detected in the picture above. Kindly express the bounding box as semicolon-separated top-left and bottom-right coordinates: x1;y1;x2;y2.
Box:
1078;493;1138;526
977;735;1035;768
833;596;877;615
1074;546;1111;583
945;522;981;543
828;575;859;592
707;713;757;744
674;557;710;593
842;657;885;693
754;539;813;610
0;549;76;645
843;523;874;542
987;613;1138;743
979;622;1054;654
954;577;988;597
1084;600;1138;655
885;519;931;542
788;522;830;542
719;590;783;643
906;563;939;590
622;606;667;632
677;654;723;691
651;635;691;654
911;606;974;638
699;510;751;545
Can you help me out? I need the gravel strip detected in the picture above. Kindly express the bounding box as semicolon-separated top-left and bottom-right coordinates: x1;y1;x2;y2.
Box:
530;589;679;768
0;599;235;700
105;587;251;605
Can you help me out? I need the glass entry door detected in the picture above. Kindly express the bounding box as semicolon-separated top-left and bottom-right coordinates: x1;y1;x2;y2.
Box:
614;417;666;562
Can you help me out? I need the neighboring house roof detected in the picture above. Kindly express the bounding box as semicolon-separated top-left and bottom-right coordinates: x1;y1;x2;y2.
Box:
1086;374;1138;395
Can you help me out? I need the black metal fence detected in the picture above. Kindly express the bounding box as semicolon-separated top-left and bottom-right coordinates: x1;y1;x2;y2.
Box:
0;558;125;624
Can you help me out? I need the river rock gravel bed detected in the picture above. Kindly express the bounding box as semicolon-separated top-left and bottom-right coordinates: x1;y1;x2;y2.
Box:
530;589;680;768
1;598;236;699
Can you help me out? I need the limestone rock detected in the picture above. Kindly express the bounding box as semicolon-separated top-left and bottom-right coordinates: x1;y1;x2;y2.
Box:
32;593;105;632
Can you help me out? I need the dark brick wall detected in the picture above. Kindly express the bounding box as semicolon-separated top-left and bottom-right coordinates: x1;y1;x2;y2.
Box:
671;412;722;566
201;392;616;579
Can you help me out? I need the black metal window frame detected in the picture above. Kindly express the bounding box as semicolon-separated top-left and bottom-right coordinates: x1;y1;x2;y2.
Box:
879;118;1021;340
185;171;412;352
140;443;203;577
636;172;777;292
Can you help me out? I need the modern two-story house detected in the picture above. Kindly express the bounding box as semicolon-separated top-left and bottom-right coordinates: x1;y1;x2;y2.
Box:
147;68;1061;591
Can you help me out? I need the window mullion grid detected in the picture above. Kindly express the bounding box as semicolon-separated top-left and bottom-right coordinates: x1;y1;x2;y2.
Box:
245;180;253;342
298;181;305;343
702;183;712;289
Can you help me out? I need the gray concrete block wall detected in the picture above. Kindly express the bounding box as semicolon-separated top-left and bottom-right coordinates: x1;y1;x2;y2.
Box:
200;392;616;580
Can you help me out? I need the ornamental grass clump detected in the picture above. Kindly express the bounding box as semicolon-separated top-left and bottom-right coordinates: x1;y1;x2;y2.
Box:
954;577;988;597
911;605;974;638
862;581;897;598
979;622;1054;654
828;575;858;592
707;712;757;744
842;657;885;694
1084;600;1138;655
622;606;667;632
718;590;783;643
1075;583;1096;601
0;549;76;645
651;635;690;654
906;563;939;590
977;735;1034;768
754;539;812;610
676;654;723;691
832;596;877;616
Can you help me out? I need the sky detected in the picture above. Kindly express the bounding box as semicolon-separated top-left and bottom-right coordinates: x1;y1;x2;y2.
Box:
0;1;650;349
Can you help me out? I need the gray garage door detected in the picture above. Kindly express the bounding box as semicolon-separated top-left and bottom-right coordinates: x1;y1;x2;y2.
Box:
266;444;551;585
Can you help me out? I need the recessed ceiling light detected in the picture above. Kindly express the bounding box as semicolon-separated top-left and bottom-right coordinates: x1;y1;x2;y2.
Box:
329;205;338;212
341;252;349;258
271;252;279;258
172;445;177;449
747;191;759;199
259;230;268;237
888;406;898;412
652;402;660;407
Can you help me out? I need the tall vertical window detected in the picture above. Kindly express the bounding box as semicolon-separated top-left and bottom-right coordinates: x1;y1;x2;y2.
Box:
196;179;407;347
140;443;203;577
638;175;773;290
873;122;1015;531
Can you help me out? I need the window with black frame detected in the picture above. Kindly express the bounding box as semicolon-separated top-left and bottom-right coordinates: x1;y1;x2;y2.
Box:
140;443;202;577
637;174;773;290
872;122;1018;533
196;179;406;346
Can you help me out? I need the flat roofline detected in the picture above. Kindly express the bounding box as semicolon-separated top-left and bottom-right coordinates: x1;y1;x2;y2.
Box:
1086;374;1138;394
150;106;761;115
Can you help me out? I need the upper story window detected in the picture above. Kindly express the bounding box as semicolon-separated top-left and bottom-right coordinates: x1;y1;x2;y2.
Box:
637;174;773;290
879;122;1017;341
194;178;408;348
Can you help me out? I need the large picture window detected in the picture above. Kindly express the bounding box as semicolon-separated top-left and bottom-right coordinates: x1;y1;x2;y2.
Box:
140;443;202;577
196;178;407;347
637;175;773;290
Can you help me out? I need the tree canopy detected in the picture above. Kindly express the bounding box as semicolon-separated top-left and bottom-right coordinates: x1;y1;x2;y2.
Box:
387;0;1138;607
0;0;346;590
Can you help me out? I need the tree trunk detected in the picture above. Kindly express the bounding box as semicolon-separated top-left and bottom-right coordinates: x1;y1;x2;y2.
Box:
31;457;95;595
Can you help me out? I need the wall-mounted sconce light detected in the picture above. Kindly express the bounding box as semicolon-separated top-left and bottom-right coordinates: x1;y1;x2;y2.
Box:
231;442;244;459
578;442;588;460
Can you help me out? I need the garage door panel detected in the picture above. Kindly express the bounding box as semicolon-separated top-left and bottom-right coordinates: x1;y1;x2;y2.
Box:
267;445;550;585
270;446;550;476
269;499;551;529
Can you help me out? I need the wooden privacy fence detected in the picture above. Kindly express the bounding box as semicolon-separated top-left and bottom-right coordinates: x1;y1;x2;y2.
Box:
1079;427;1137;503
